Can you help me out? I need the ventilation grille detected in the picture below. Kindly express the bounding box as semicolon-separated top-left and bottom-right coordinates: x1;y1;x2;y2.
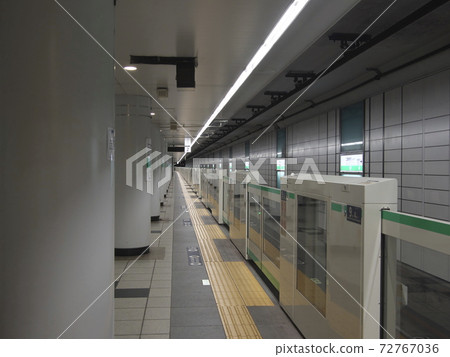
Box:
157;87;168;99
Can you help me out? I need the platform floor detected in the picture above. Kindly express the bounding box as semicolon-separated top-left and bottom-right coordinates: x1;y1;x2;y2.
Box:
114;173;302;339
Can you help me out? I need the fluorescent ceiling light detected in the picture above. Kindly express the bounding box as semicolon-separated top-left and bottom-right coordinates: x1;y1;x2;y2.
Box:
188;0;309;151
177;152;187;164
341;141;363;147
124;66;137;71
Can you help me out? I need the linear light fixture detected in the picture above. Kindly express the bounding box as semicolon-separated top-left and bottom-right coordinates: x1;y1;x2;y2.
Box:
124;65;137;71
341;141;363;147
177;152;187;164
186;0;310;157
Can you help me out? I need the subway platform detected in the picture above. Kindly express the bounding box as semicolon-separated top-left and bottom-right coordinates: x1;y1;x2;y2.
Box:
113;172;302;339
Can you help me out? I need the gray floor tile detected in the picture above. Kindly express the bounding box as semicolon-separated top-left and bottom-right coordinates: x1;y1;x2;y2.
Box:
115;335;140;339
149;288;171;297
114;320;142;336
248;306;296;325
171;271;211;287
153;267;172;275
147;297;171;308
170;307;222;327
125;267;154;274
213;239;242;261
170;325;226;339
114;308;145;321
132;260;156;267
145;307;170;320
152;273;172;281
142;319;170;334
141;334;170;339
257;323;303;339
115;298;147;308
170;290;216;308
115;288;150;298
151;279;171;288
117;280;151;289
120;273;152;281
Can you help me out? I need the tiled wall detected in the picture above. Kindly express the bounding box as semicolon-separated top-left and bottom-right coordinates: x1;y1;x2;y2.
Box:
203;69;450;221
286;111;339;176
365;71;450;221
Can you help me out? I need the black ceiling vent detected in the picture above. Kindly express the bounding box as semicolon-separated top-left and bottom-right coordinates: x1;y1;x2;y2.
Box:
176;62;195;88
130;56;197;88
168;146;185;152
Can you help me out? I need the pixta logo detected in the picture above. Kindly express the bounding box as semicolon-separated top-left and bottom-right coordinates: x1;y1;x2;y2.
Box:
126;148;172;194
193;157;324;185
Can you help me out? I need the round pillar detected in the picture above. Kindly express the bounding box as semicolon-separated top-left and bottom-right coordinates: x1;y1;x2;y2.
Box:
0;0;115;338
115;95;153;255
150;123;161;221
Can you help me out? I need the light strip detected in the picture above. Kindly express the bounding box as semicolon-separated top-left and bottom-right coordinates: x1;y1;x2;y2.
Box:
341;141;363;147
187;0;310;154
177;152;187;164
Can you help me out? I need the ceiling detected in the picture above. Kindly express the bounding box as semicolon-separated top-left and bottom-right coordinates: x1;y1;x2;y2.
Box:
114;0;450;163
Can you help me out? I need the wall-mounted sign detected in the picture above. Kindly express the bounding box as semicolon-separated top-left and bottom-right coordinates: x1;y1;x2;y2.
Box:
276;159;286;171
346;205;362;224
340;153;363;173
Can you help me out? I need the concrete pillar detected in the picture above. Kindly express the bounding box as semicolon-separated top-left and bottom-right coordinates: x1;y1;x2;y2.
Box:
0;0;114;338
115;95;152;255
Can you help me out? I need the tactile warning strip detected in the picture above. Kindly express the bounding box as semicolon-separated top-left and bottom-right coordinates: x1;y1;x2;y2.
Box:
178;173;272;339
218;305;261;339
225;262;273;306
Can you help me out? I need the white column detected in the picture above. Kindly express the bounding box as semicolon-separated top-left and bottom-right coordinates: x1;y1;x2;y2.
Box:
0;0;114;338
115;95;152;255
150;123;162;220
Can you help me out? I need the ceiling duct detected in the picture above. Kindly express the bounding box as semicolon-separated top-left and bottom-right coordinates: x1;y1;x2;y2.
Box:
130;55;197;88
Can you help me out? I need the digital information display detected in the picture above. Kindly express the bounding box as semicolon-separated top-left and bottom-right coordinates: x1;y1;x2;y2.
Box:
340;153;363;173
276;159;286;171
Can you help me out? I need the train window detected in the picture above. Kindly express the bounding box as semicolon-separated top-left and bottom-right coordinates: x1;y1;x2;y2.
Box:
263;197;281;268
296;195;327;316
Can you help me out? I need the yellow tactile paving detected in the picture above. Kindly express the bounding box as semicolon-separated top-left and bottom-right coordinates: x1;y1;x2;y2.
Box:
178;174;264;339
225;262;274;306
198;240;222;262
197;210;210;216
218;306;262;339
204;225;227;239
